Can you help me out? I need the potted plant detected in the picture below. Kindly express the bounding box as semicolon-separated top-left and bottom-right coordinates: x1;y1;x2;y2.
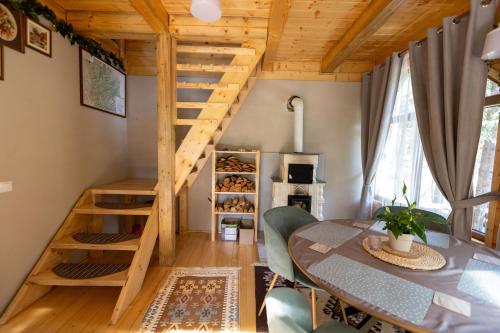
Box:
376;184;427;252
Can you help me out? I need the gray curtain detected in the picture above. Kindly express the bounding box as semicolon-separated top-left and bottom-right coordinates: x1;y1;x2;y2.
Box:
359;54;403;218
409;0;499;241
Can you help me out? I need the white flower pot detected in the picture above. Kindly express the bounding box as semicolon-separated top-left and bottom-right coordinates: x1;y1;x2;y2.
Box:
388;231;414;253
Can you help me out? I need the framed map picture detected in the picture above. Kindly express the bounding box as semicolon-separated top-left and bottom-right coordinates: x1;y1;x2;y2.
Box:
80;48;126;117
0;1;25;53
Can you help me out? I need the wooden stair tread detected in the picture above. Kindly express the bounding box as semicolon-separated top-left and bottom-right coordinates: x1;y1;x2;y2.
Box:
176;82;239;90
177;45;255;55
176;64;248;73
29;267;128;287
90;178;157;195
176;102;228;109
74;203;152;216
51;235;140;251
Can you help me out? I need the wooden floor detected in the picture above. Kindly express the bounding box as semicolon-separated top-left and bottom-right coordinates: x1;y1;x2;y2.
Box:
0;232;260;333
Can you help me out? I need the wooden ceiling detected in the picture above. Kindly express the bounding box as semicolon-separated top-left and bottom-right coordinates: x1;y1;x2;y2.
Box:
43;0;472;81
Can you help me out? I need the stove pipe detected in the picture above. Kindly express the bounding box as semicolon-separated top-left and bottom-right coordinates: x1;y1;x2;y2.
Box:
287;96;304;153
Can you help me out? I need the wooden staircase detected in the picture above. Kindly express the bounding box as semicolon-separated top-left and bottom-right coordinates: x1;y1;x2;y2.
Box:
0;179;158;325
0;41;265;325
174;40;266;194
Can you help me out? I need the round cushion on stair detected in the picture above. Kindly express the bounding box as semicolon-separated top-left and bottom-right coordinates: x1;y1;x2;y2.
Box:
95;202;152;209
73;233;139;244
52;263;129;279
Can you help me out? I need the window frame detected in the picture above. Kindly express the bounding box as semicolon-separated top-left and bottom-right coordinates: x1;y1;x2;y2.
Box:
483;75;500;246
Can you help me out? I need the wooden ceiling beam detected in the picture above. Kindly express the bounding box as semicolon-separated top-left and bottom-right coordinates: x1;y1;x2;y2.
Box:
320;0;405;73
262;0;290;71
79;32;121;54
67;11;153;34
130;0;169;33
40;0;66;20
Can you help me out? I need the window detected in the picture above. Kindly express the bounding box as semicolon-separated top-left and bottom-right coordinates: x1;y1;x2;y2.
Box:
375;54;500;238
374;54;450;216
471;78;500;235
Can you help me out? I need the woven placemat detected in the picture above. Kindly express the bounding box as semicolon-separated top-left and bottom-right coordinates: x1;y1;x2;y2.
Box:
52;263;129;279
362;237;446;270
73;233;138;244
95;202;152;209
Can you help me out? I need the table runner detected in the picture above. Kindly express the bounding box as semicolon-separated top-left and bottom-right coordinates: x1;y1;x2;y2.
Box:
370;221;450;249
457;258;500;308
296;222;362;248
307;254;434;325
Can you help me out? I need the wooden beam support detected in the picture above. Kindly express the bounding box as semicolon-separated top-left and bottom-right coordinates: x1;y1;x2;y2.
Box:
176;64;249;73
80;33;121;55
179;184;189;233
176;102;228;110
177;45;256;55
67;11;153;35
175;119;218;126
40;0;66;20
157;33;177;266
176;82;240;90
130;0;169;33
262;0;290;71
320;0;405;73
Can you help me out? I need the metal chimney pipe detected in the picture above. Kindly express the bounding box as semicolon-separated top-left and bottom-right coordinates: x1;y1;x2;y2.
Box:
287;96;304;153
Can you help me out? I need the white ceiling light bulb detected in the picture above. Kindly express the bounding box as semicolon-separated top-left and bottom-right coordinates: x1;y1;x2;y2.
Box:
191;0;222;22
482;27;500;61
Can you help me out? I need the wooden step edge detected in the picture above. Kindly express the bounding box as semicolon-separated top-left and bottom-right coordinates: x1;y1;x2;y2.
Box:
90;189;157;196
175;119;218;126
177;45;256;55
176;64;248;73
176;102;228;109
176;82;240;90
28;268;128;287
73;204;152;216
51;237;140;251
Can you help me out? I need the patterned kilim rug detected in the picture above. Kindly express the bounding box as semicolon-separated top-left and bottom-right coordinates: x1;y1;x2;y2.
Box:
254;265;407;333
139;267;240;332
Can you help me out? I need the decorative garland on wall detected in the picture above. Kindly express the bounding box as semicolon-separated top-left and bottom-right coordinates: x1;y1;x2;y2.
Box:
8;0;125;71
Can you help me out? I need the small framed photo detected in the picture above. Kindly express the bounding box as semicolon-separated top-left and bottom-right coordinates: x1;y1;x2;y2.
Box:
26;18;51;57
0;1;25;53
0;45;3;81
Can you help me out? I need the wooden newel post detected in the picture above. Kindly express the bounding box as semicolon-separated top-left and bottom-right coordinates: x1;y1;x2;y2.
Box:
157;32;177;266
179;183;189;233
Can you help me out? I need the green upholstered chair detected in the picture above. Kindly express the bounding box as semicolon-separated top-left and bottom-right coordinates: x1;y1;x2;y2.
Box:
373;206;451;234
265;288;359;333
260;206;347;328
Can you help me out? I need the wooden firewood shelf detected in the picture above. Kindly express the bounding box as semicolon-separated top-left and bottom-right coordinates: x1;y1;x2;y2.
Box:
211;149;261;242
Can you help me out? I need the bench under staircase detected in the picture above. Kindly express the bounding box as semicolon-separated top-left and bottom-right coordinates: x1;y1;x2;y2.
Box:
0;179;158;325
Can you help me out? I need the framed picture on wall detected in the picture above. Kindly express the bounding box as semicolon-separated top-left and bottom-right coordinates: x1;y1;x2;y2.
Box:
0;0;25;53
0;45;3;81
79;48;126;118
26;18;51;57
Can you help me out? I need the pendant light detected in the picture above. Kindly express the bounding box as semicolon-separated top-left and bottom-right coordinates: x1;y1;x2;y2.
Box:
482;27;500;61
190;0;222;22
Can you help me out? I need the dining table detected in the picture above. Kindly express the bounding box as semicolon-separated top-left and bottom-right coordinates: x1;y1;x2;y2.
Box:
288;219;500;333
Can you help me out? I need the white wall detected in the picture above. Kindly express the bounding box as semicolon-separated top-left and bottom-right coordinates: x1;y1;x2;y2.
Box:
127;77;363;231
0;35;128;312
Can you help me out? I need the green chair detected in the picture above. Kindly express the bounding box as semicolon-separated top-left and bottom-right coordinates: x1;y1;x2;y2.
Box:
259;206;347;328
373;206;451;234
265;288;359;333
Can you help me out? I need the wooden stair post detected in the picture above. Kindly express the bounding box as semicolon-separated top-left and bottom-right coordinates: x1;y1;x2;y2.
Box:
157;33;177;266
